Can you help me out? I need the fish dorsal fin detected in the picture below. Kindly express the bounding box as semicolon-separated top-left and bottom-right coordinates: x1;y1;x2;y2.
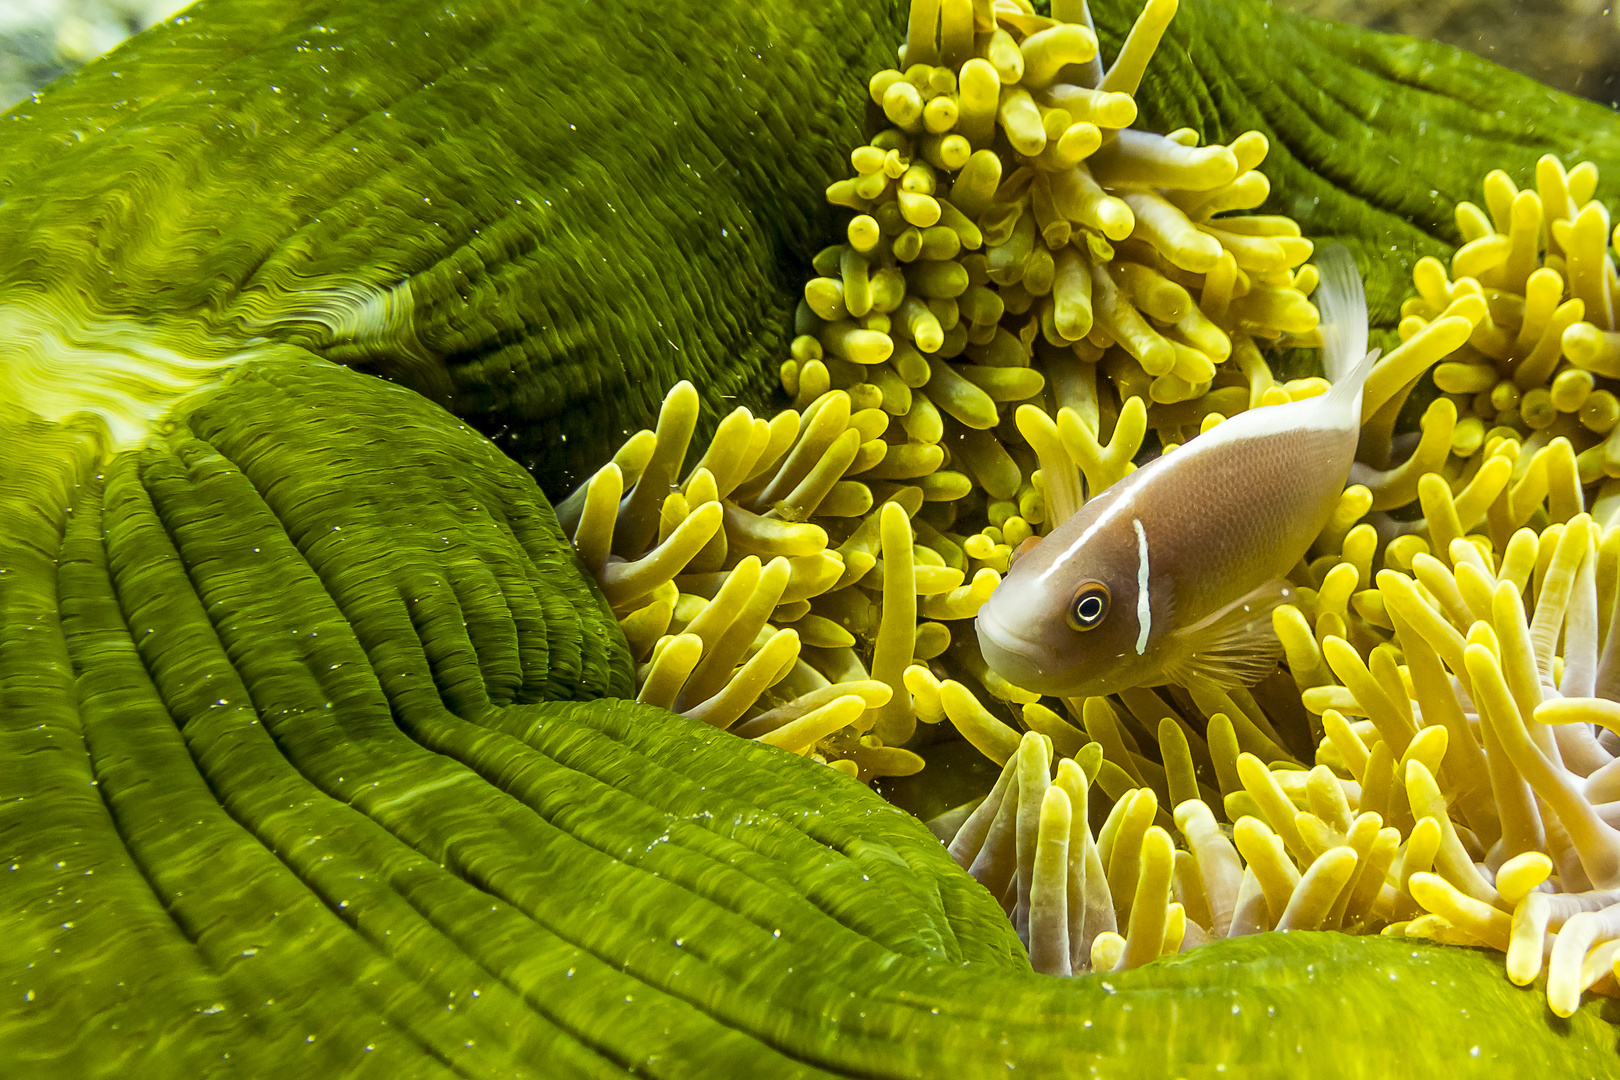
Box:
1160;578;1295;690
1314;243;1369;386
1323;345;1380;418
1313;242;1378;421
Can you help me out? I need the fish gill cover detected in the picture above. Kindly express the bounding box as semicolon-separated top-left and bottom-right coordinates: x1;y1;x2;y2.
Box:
5;0;1620;1076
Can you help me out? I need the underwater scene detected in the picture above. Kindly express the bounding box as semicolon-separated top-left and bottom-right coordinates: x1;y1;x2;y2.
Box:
8;0;1620;1075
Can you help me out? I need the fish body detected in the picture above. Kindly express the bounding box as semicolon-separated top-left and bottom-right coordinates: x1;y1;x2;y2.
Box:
976;245;1377;697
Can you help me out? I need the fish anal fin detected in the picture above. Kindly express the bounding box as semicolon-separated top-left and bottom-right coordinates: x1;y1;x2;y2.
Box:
1160;579;1294;690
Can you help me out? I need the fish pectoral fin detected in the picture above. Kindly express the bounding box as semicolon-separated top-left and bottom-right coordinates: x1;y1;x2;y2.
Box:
1160;579;1294;690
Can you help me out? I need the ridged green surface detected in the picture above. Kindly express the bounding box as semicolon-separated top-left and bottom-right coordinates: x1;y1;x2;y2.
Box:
0;357;1614;1076
1;0;1614;481
2;351;1617;1076
2;0;1614;481
3;0;1620;1074
0;0;905;492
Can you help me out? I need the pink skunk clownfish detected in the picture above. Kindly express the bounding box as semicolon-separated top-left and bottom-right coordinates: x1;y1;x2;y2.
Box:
976;244;1379;698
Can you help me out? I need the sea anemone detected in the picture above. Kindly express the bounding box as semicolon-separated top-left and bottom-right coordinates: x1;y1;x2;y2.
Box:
24;0;1620;1071
562;0;1326;776
1278;510;1620;1018
567;0;1620;1024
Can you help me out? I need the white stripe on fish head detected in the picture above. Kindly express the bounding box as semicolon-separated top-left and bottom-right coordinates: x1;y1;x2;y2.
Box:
1032;476;1136;589
1133;518;1150;655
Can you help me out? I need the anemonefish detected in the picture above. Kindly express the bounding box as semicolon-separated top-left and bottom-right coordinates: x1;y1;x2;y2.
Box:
976;244;1379;697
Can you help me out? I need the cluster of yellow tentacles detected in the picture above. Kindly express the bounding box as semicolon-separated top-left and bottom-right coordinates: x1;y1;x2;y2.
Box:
557;0;1323;779
941;155;1620;1009
561;0;1620;1020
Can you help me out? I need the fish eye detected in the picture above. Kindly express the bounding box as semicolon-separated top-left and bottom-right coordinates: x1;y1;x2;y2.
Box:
1067;582;1110;631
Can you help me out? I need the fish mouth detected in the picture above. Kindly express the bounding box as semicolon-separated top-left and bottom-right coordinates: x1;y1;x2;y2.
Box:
975;609;1065;694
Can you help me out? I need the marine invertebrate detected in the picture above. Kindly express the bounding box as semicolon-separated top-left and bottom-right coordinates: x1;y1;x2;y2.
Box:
939;504;1620;1019
956;172;1620;1009
564;0;1620;1026
1274;511;1620;1017
945;729;1392;976
554;379;914;778
948;223;1620;1012
14;0;1620;1073
568;0;1335;772
1351;155;1620;524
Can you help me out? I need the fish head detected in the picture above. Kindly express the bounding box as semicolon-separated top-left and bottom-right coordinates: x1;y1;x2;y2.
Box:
975;499;1166;698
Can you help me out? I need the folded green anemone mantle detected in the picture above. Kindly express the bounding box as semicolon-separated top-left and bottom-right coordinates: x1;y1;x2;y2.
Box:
2;0;1617;486
3;353;1618;1076
4;0;1620;1074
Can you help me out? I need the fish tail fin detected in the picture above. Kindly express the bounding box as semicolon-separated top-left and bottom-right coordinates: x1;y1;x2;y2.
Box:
1313;242;1376;414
